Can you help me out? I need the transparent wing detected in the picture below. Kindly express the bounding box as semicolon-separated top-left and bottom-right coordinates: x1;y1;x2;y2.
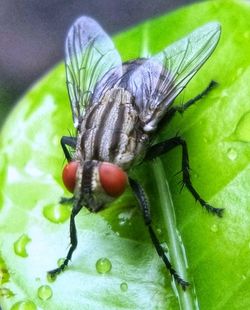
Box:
65;16;122;128
125;22;221;132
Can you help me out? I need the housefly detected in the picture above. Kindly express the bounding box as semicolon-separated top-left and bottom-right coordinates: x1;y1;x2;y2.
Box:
48;16;222;288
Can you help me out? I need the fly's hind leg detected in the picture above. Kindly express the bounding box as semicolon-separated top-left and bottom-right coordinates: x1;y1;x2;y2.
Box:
129;178;189;289
146;137;223;217
160;81;218;126
174;80;218;114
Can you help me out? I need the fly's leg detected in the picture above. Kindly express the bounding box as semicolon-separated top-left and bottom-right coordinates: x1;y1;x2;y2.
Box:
160;81;218;126
174;80;218;114
146;137;224;217
60;196;75;205
61;136;77;162
60;136;77;203
47;200;82;279
129;177;189;290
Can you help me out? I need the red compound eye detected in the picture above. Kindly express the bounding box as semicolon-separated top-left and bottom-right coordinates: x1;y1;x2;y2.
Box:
99;162;127;197
62;161;79;193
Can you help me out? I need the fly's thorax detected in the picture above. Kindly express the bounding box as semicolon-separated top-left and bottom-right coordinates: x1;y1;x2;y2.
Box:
64;160;128;212
77;87;149;170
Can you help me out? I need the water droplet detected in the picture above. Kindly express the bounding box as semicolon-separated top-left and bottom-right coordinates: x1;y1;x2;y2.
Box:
221;89;229;98
0;269;10;284
43;204;70;223
234;111;250;142
0;257;10;284
118;209;134;226
37;285;53;301
118;215;127;226
210;224;218;233
10;300;37;310
0;287;15;298
120;282;128;292
47;272;56;283
227;148;238;161
96;257;112;274
13;234;31;257
57;258;65;267
156;228;162;235
160;242;168;252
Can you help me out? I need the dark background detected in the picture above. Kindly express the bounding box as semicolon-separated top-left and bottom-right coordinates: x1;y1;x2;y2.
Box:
0;0;194;120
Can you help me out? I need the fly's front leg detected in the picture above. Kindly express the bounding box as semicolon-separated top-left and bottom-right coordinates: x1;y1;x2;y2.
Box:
146;137;224;217
129;178;189;289
60;196;75;205
60;136;77;203
48;199;83;279
61;136;77;162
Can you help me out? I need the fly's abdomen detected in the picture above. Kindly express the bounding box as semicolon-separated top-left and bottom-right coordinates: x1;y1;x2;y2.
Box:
78;88;149;169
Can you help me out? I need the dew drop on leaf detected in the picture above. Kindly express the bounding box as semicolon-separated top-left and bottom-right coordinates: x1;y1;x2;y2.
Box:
10;300;37;310
210;224;218;233
96;257;112;274
118;210;134;226
160;242;168;252
37;285;53;301
120;282;128;292
13;234;31;257
156;227;162;236
43;204;71;223
46;273;56;283
0;287;15;298
0;257;10;284
234;111;250;142
227;148;238;161
57;258;66;267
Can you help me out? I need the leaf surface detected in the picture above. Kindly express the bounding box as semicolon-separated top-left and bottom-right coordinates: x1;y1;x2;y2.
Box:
1;1;250;309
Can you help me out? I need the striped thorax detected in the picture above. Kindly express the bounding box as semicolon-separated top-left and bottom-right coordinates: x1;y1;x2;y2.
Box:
75;87;149;169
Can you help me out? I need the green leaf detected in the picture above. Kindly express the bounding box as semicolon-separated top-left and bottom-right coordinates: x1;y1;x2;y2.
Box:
1;0;250;309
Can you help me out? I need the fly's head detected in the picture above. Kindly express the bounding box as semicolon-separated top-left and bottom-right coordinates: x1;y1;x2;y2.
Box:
62;160;128;212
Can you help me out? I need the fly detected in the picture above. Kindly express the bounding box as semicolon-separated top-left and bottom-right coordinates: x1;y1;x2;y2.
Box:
48;16;223;289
